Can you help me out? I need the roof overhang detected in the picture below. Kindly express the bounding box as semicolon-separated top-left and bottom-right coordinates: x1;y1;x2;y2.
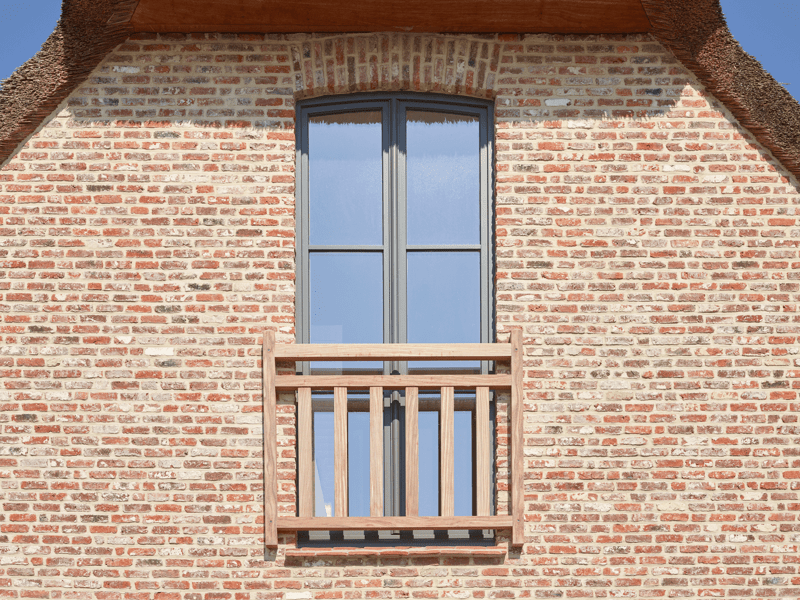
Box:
129;0;652;34
0;0;798;181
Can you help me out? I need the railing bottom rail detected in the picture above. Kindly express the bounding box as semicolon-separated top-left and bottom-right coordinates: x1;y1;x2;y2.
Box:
278;516;512;531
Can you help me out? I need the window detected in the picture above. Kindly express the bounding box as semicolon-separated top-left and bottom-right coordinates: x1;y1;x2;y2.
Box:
294;93;494;527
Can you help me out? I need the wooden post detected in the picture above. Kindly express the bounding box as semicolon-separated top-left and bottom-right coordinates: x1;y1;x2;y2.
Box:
334;386;348;517
297;387;313;518
510;329;524;545
369;386;383;517
440;386;454;517
475;386;491;516
262;331;277;547
405;387;419;516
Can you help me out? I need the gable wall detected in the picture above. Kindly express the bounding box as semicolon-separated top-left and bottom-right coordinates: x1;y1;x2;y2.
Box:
2;32;800;598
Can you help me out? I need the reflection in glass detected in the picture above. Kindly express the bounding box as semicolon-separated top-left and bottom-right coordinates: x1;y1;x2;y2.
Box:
313;410;334;517
348;411;370;517
310;252;383;371
407;111;479;245
454;411;472;516
418;410;438;516
309;112;382;245
407;252;479;343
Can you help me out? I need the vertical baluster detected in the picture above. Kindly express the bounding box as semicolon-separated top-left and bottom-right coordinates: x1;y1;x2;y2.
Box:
297;387;313;518
440;386;454;517
405;387;419;516
369;386;383;517
475;386;491;516
262;331;277;547
511;329;524;545
334;386;348;517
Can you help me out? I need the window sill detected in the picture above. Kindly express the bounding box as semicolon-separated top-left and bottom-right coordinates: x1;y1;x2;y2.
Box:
285;546;508;558
278;515;513;531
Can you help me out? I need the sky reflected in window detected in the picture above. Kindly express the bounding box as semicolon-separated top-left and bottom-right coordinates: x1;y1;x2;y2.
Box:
407;111;479;245
309;112;382;245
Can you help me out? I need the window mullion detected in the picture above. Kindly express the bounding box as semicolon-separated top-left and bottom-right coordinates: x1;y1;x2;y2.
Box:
395;100;408;351
382;100;393;352
389;97;404;518
391;97;403;348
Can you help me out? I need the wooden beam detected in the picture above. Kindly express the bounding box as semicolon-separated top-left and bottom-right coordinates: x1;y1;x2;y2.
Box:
369;386;383;518
510;330;524;546
262;331;277;548
440;387;454;517
275;342;511;362
475;386;491;516
277;515;513;531
334;386;348;518
405;387;419;517
275;374;511;390
297;387;313;518
131;0;653;34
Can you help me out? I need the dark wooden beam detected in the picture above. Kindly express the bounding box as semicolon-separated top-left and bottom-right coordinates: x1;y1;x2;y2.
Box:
131;0;652;33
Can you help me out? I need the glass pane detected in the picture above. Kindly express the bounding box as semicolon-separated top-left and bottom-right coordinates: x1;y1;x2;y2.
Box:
309;111;382;245
408;251;480;372
310;252;382;372
418;410;438;517
348;411;370;517
406;111;479;245
313;409;334;517
407;252;479;343
454;410;472;516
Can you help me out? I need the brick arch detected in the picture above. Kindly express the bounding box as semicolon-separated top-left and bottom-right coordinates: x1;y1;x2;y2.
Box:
288;34;505;100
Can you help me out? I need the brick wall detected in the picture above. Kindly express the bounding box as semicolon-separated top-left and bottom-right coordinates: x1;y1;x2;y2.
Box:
2;32;800;598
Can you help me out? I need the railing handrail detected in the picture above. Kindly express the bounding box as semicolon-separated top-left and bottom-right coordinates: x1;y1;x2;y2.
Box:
274;341;512;361
262;332;524;548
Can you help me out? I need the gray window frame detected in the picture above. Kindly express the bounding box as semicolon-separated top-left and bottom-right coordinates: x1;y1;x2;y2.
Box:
296;92;495;518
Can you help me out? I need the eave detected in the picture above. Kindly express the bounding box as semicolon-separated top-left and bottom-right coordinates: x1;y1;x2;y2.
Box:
129;0;652;34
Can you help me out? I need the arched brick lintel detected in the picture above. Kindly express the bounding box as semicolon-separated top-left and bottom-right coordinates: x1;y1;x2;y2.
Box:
289;34;504;100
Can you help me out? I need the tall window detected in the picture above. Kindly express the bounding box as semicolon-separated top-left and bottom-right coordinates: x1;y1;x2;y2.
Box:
296;94;493;520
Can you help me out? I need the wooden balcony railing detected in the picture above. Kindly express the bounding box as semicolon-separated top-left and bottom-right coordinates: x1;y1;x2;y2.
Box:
263;330;523;547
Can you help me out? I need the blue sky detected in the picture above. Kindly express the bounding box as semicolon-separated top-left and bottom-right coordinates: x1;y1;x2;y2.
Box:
0;0;798;99
0;0;62;85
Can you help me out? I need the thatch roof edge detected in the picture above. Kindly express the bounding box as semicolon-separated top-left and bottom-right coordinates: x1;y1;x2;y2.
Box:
641;0;800;179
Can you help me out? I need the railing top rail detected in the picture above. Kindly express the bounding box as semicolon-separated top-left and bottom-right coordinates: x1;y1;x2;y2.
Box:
274;342;512;362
